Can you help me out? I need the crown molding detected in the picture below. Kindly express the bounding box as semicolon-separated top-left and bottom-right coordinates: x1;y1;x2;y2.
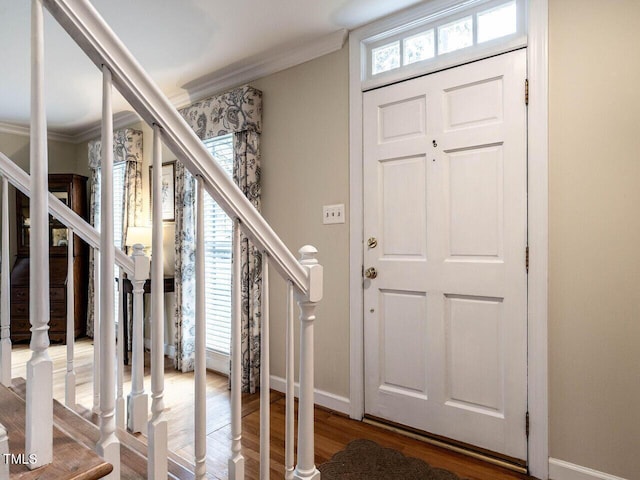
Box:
0;121;76;143
169;28;349;109
70;111;141;144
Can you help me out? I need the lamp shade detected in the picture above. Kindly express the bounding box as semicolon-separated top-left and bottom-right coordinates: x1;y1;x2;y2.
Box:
125;226;152;247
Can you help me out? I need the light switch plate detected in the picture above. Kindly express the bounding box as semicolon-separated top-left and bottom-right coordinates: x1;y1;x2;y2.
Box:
323;204;345;224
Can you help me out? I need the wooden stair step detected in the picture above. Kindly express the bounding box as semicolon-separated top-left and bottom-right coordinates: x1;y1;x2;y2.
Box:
0;381;112;479
11;377;195;479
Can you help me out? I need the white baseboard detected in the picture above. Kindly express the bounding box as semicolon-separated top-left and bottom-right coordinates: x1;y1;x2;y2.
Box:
269;375;351;416
549;458;628;480
143;339;175;359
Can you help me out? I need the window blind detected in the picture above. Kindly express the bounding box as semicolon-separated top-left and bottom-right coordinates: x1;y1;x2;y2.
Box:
112;162;126;322
202;134;234;356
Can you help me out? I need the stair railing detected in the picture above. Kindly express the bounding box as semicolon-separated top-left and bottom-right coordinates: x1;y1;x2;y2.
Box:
0;149;148;470
3;0;324;478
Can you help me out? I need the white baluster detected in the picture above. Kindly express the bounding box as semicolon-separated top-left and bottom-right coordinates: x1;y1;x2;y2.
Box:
194;177;206;479
26;0;52;469
0;177;11;388
229;219;245;480
96;65;120;479
260;254;270;480
0;422;8;480
148;124;168;480
284;281;295;480
116;269;125;430
93;250;101;414
128;244;149;433
65;229;76;409
293;246;323;480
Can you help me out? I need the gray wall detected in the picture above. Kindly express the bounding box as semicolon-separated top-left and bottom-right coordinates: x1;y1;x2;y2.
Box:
549;0;640;477
251;46;351;398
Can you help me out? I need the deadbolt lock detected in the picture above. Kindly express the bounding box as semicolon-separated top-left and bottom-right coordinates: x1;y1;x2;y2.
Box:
367;237;378;249
364;267;378;279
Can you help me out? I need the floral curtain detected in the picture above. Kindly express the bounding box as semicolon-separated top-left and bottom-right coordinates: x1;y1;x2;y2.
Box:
87;129;143;337
174;85;262;393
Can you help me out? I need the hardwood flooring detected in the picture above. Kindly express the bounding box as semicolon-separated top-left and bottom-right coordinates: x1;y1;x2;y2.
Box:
10;339;535;480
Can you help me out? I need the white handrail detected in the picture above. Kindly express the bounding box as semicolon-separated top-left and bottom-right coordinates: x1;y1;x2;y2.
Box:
42;0;310;296
16;2;327;479
0;151;134;276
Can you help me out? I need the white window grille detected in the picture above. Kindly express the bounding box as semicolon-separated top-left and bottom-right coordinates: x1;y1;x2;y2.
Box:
364;0;525;89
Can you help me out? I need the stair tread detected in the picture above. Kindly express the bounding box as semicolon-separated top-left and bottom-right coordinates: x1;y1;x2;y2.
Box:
0;381;112;479
11;377;196;479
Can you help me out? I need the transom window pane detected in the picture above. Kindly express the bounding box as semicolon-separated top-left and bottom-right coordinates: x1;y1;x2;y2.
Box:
478;1;517;43
438;16;473;54
364;0;526;87
403;30;435;66
372;41;400;75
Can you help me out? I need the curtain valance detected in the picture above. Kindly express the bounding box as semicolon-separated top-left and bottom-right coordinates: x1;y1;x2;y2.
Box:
88;128;143;169
179;85;262;140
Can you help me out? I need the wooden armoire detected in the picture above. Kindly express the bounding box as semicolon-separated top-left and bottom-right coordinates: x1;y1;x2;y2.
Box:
10;174;89;343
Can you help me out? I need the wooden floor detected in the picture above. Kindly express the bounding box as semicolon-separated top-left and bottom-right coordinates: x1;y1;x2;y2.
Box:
10;339;535;480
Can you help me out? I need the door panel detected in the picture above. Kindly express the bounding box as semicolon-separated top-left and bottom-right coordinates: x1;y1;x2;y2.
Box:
363;49;527;460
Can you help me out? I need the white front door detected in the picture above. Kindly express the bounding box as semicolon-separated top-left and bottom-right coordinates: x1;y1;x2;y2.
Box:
363;49;528;460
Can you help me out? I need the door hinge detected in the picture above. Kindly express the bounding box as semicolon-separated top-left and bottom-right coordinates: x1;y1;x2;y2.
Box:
525;79;529;106
525;246;529;273
525;411;530;438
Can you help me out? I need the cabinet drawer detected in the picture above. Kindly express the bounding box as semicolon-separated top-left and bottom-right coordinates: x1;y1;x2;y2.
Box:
10;317;31;333
51;302;66;317
10;303;28;318
11;287;66;303
49;317;66;333
10;301;66;317
11;288;29;303
51;288;66;302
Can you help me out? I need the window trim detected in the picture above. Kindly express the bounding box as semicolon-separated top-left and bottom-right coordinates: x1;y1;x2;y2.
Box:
362;0;526;91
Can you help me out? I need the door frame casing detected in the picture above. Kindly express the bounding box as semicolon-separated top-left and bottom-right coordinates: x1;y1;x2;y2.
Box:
347;1;549;478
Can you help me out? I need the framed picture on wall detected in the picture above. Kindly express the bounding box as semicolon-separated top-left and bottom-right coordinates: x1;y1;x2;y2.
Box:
149;161;176;222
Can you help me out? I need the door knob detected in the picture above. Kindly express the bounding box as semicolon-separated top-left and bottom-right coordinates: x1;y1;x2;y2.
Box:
364;267;378;279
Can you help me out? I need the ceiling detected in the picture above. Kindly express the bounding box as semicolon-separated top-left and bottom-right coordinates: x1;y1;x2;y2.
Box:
0;0;424;139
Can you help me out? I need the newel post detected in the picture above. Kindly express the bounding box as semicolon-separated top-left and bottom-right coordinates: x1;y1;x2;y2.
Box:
127;244;149;433
293;245;323;480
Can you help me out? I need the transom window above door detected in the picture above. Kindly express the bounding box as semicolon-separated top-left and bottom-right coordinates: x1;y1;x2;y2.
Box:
363;0;526;89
